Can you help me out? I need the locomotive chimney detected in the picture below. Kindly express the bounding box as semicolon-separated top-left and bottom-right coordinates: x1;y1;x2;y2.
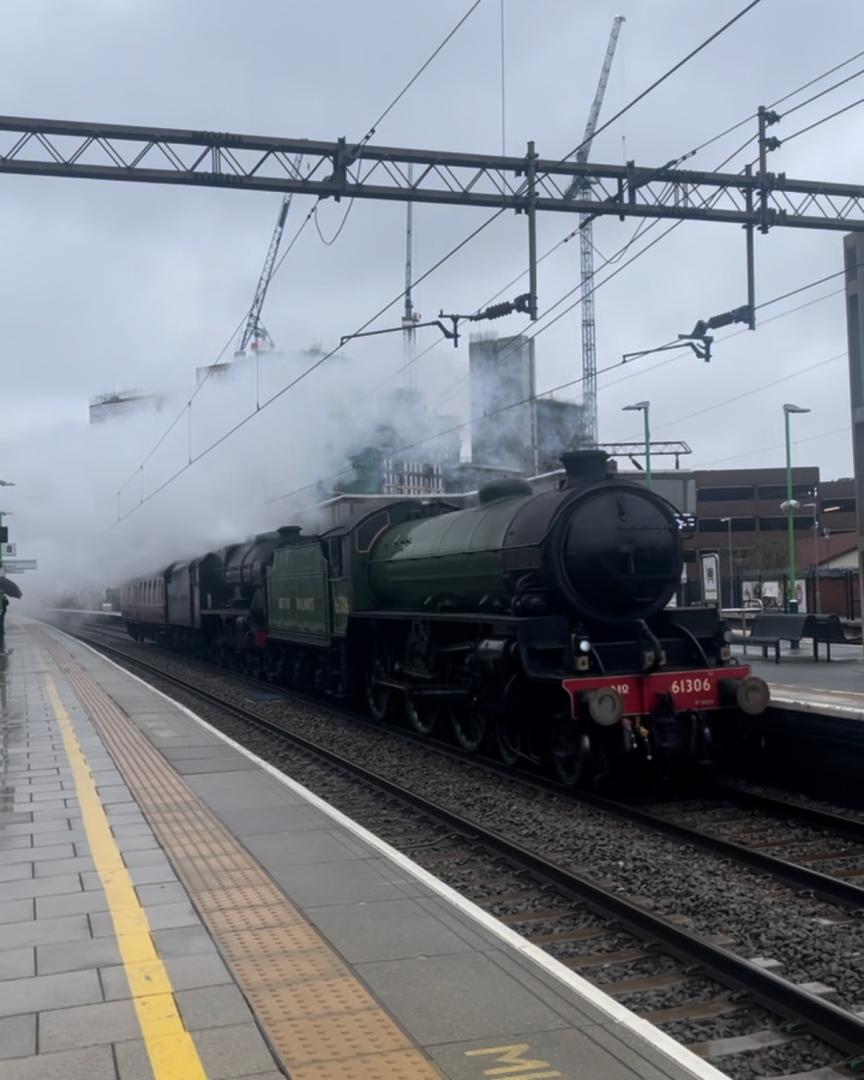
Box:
277;526;303;543
560;450;610;488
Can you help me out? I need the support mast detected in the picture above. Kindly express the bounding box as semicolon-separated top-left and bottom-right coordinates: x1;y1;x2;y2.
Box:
401;162;419;391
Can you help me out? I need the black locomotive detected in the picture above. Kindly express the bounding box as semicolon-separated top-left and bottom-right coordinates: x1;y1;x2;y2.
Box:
122;451;768;782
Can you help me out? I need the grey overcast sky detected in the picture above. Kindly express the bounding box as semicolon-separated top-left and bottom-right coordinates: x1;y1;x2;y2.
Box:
2;0;864;586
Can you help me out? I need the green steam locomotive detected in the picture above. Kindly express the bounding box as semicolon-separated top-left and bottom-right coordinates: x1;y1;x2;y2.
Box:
122;451;768;783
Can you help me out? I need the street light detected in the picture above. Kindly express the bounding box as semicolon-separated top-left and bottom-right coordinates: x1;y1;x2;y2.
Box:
0;481;14;488
623;401;651;489
720;517;734;607
782;403;810;613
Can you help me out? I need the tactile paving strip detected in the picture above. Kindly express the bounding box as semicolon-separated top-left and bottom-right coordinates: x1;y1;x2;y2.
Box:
40;630;442;1079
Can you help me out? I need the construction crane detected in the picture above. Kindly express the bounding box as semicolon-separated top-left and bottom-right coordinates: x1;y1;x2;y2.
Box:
234;154;302;358
576;15;624;446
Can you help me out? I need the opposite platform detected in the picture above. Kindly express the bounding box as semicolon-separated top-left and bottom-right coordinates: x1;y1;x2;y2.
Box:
0;618;726;1080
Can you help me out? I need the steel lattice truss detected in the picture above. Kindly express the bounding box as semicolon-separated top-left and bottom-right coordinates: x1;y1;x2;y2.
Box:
599;440;692;458
1;114;864;231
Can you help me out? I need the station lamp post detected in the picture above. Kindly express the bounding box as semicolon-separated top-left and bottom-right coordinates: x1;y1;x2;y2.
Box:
781;404;810;613
720;517;734;607
623;401;651;489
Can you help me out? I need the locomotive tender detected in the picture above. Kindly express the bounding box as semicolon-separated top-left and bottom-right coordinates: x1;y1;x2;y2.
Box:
121;451;768;782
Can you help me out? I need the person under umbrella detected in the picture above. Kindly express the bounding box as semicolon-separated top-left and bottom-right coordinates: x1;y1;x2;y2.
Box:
0;576;21;640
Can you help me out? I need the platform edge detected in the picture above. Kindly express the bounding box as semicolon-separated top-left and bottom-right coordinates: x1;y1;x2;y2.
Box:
55;625;729;1080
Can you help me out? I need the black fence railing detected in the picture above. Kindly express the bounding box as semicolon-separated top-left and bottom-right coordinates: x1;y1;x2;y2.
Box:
684;568;860;620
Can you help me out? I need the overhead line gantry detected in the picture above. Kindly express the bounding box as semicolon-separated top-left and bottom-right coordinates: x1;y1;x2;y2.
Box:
2;111;864;326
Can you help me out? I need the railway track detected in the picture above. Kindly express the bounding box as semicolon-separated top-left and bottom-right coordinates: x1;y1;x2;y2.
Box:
70;620;864;902
57;622;864;1076
76;620;864;910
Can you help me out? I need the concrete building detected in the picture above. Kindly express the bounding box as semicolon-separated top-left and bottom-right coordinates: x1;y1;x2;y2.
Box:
677;466;859;609
468;334;590;475
88;390;164;425
469;333;537;474
687;466;821;574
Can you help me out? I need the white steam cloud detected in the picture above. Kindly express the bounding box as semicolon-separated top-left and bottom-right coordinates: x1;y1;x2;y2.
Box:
2;339;466;613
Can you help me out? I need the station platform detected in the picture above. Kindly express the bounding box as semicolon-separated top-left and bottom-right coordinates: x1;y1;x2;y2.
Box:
733;643;864;720
0;617;725;1080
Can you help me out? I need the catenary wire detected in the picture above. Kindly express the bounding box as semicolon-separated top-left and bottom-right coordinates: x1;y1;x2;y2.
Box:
334;49;864;485
267;262;843;508
118;204;318;492
313;201;354;246
115;211;505;522
371;44;864;393
138;37;864;467
390;44;861;393
781;93;864;145
779;64;864;118
539;0;764;178
122;28;863;511
771;47;864;109
616;47;864;173
499;0;506;156
414;271;852;474
757;268;847;309
117;1;486;502
656;352;844;432
615;280;851;437
699;424;851;468
356;0;486;147
378;86;860;446
312;0;487;246
602;287;844;397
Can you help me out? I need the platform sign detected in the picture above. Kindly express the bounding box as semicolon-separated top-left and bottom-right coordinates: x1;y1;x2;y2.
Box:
3;558;37;573
1;542;16;557
701;552;721;605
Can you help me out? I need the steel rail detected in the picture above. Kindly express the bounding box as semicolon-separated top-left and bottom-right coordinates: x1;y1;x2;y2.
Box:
71;631;864;1057
62;619;864;908
709;784;864;842
574;791;864;910
62;619;864;907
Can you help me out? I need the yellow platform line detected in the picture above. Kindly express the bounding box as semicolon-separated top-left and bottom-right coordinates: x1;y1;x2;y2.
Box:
45;673;207;1080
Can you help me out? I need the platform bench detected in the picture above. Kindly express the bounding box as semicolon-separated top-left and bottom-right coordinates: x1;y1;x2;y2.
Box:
747;613;809;664
805;614;863;661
